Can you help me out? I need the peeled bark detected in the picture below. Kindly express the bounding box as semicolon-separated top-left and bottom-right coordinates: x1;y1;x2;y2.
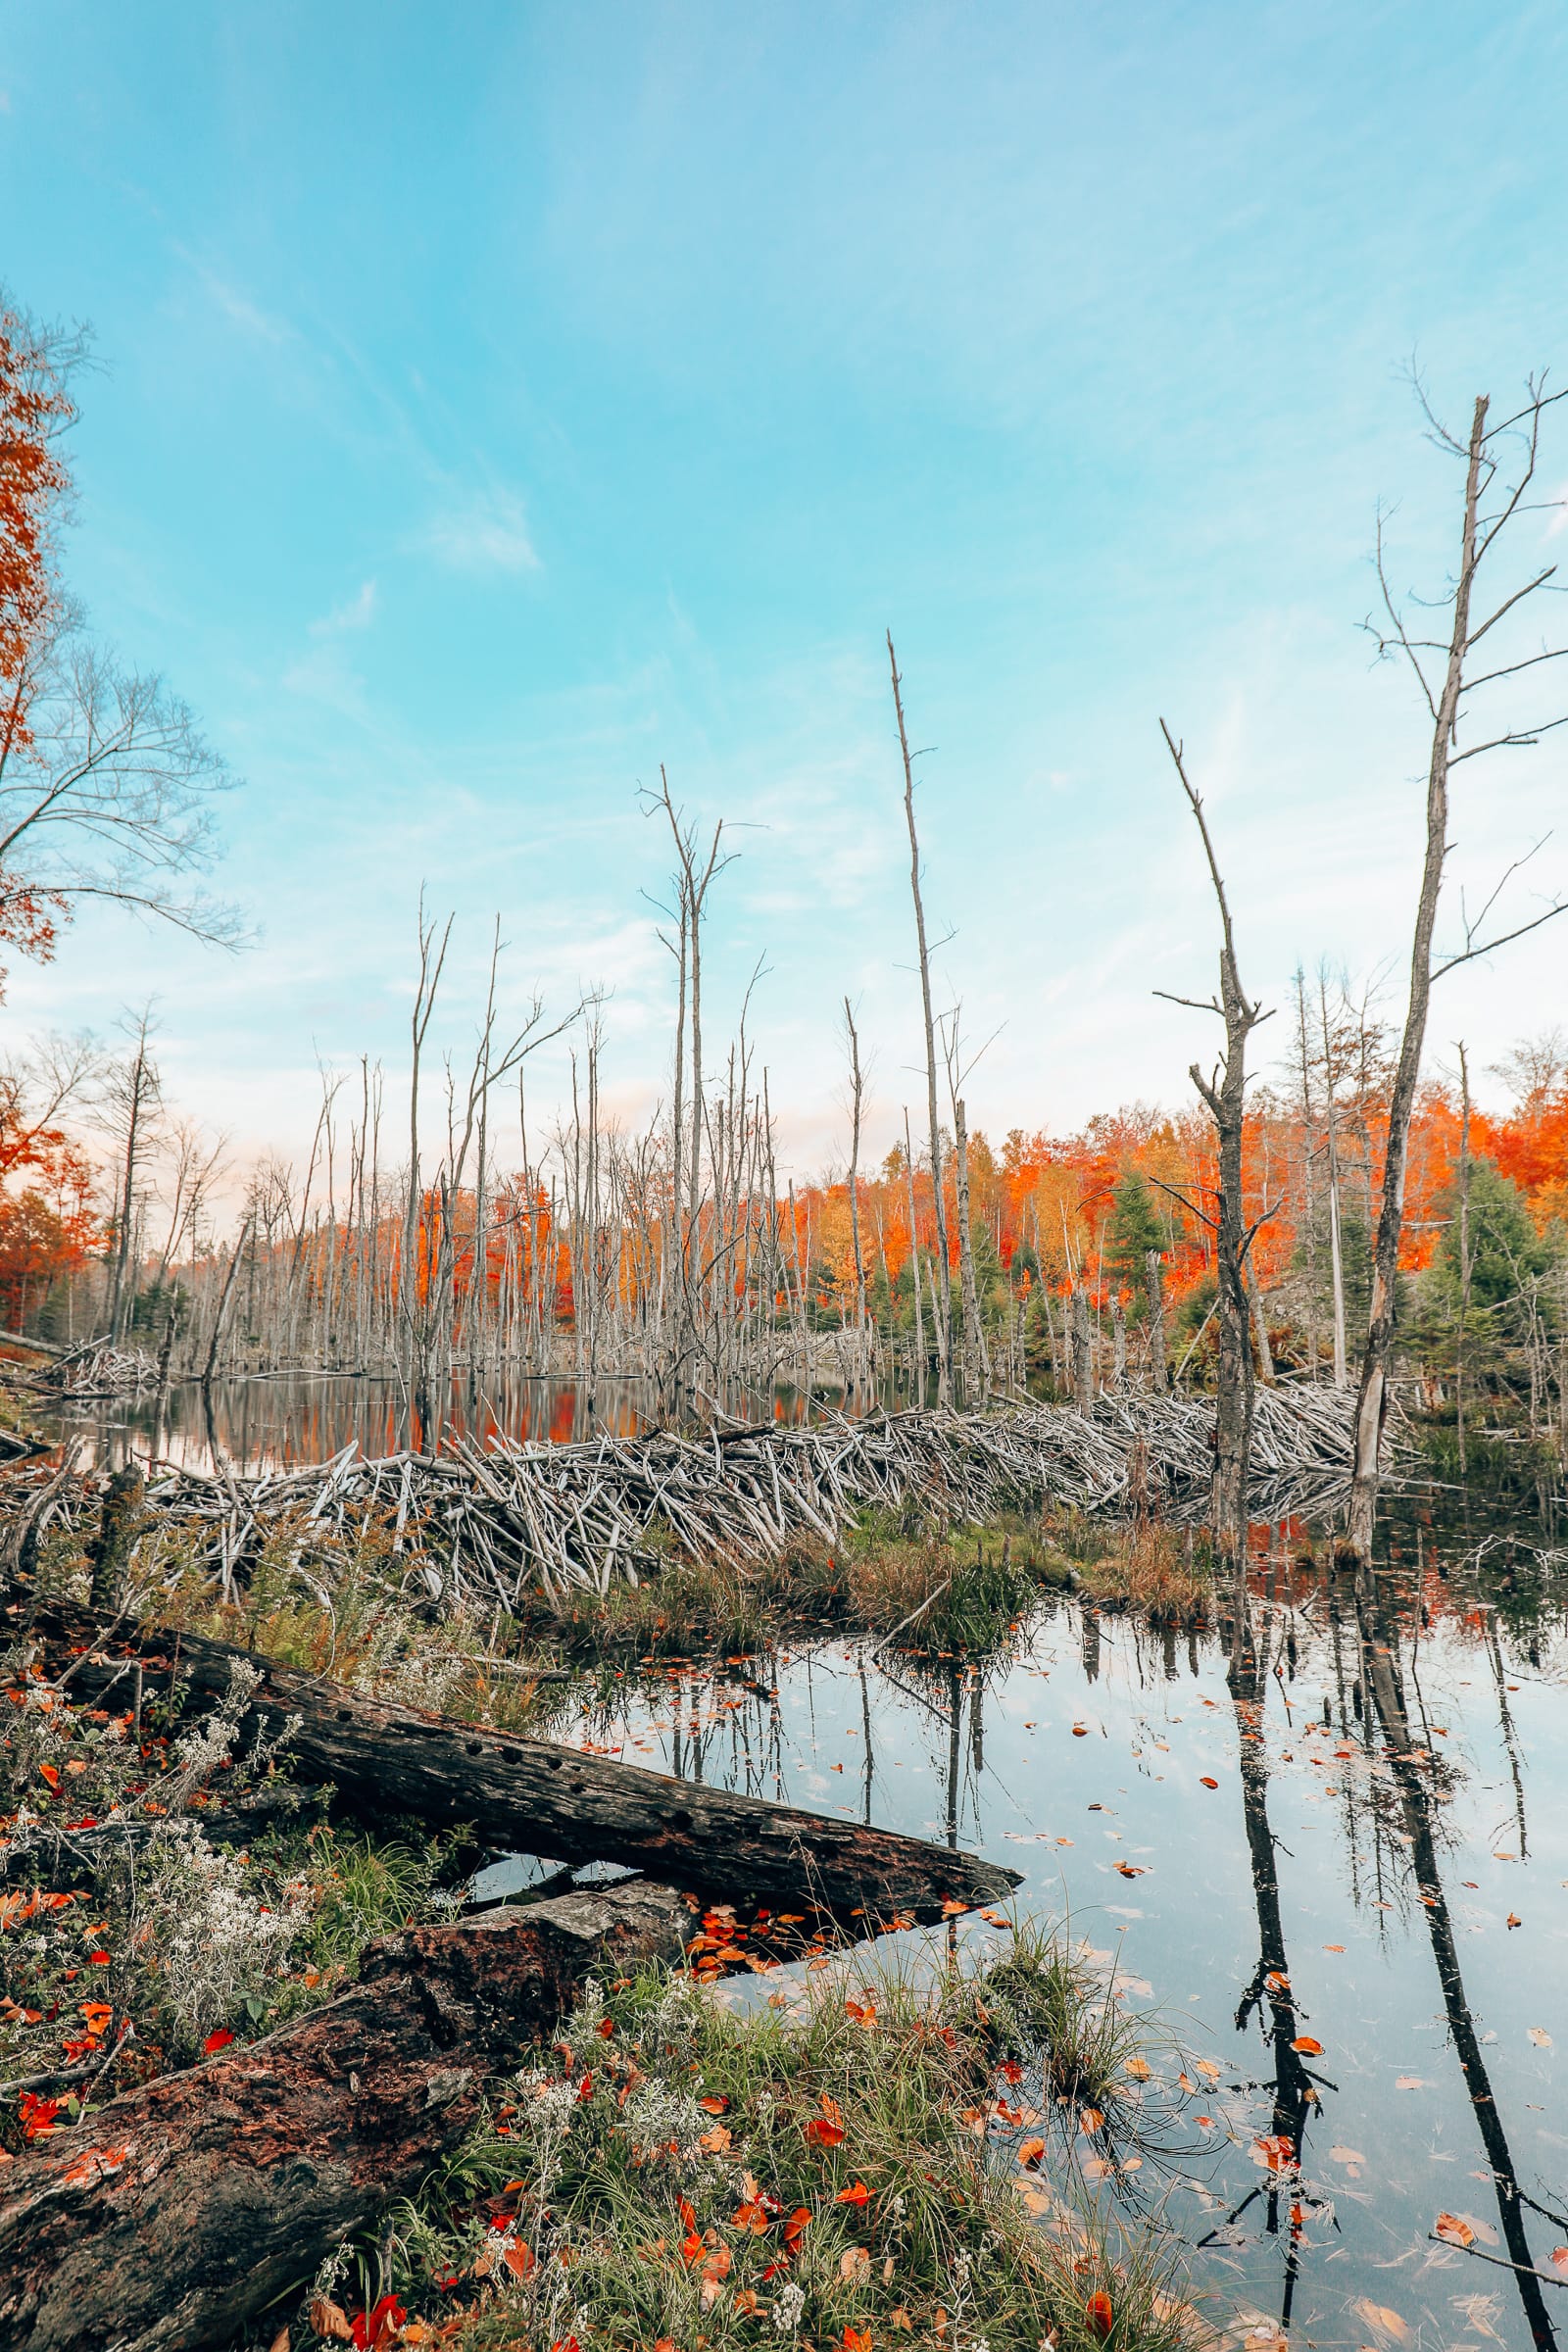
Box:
0;1882;687;2352
22;1606;1019;1921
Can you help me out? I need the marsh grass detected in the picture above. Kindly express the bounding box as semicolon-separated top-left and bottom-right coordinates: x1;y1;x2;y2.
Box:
523;1507;1074;1662
1052;1516;1210;1625
336;1922;1202;2352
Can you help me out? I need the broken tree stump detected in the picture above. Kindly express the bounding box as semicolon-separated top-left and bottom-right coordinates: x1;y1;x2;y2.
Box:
0;1881;686;2352
32;1607;1020;1919
85;1463;145;1612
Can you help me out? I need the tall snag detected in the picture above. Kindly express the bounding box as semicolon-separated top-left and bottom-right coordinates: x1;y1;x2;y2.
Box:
1349;382;1568;1557
888;634;954;1405
1156;721;1271;1561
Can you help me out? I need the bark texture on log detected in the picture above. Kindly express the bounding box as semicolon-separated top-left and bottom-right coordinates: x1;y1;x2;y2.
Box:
24;1605;1018;1918
0;1882;686;2352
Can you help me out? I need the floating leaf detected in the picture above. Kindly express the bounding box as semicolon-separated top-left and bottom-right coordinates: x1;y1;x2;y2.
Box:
1435;2213;1475;2248
1351;2300;1409;2341
1291;2035;1324;2055
1123;2057;1152;2082
1017;2135;1047;2168
1200;1777;1219;1789
1528;2028;1552;2048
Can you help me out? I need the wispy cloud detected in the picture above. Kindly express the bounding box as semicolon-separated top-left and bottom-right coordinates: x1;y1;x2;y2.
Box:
309;579;377;635
283;582;378;712
172;245;298;350
420;486;540;574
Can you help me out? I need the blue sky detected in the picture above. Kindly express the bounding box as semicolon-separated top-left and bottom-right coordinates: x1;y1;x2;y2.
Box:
3;1;1567;1182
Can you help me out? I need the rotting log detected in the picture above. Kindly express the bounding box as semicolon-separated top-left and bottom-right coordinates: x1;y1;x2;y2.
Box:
13;1603;1021;1920
0;1882;687;2352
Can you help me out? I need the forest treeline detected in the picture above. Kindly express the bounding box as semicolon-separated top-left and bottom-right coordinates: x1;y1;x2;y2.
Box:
4;996;1567;1450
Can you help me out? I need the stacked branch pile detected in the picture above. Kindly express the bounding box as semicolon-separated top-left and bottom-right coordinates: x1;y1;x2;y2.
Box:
18;1390;1366;1610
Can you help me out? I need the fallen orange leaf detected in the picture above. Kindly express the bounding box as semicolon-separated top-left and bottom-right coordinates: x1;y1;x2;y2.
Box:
834;2180;872;2206
1434;2213;1475;2248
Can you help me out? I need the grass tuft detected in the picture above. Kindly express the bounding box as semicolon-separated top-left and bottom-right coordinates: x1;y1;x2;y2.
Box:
330;1923;1204;2352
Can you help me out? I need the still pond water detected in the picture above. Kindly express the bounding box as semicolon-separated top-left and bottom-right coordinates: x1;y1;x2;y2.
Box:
48;1375;1568;2346
52;1368;881;1472
523;1541;1567;2352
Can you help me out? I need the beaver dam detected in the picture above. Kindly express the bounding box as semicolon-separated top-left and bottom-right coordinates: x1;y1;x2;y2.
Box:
23;1386;1366;1607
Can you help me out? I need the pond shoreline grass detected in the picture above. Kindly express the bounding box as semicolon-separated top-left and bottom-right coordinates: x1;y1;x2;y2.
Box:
296;1921;1203;2352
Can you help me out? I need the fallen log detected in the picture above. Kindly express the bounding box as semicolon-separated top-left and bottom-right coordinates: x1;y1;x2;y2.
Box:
0;1881;687;2352
17;1603;1020;1920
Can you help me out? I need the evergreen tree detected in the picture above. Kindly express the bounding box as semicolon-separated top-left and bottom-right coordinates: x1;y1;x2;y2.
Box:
1105;1171;1164;1312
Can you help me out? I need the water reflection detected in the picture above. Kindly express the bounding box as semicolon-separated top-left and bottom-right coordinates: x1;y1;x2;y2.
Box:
41;1366;913;1474
527;1530;1567;2350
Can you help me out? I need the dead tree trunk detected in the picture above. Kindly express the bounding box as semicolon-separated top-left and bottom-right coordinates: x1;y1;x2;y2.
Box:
1146;1249;1168;1390
0;1885;686;2352
39;1610;1020;1921
1071;1283;1093;1412
85;1462;145;1612
1350;383;1568;1557
888;634;954;1406
843;999;869;1385
1345;380;1568;1561
953;1097;991;1399
1156;720;1270;1562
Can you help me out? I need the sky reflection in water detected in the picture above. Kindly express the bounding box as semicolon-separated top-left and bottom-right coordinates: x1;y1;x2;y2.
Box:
558;1552;1568;2351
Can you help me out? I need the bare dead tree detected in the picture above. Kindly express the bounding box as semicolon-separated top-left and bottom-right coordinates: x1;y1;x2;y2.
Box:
902;1104;926;1396
644;770;734;1388
1155;720;1272;1561
940;1004;998;1400
399;897;452;1399
1349;378;1568;1558
888;633;954;1404
99;1004;163;1344
842;998;869;1381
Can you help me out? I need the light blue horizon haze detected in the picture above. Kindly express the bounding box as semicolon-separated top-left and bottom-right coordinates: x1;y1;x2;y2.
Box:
3;1;1568;1193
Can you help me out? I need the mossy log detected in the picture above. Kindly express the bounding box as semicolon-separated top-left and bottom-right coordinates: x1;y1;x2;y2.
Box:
0;1883;686;2352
